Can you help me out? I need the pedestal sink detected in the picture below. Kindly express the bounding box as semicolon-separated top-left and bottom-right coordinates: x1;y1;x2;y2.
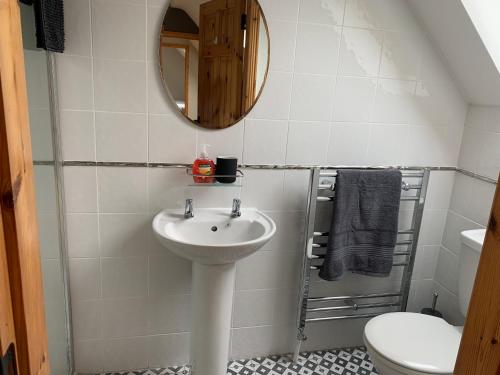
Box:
152;207;276;375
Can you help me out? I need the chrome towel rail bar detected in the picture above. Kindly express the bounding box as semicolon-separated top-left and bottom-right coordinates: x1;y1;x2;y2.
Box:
307;292;402;303
294;168;430;361
307;302;401;313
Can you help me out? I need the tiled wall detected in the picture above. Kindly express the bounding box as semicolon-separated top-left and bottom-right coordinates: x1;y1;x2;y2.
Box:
56;0;469;373
432;106;499;325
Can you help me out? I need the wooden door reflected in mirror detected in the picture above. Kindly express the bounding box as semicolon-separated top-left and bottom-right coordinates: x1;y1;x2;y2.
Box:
159;0;270;129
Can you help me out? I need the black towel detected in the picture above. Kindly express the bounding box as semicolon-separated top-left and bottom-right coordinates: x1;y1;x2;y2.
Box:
319;169;402;281
20;0;65;53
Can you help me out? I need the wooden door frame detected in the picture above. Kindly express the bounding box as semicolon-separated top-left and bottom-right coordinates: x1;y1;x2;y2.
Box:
455;174;500;374
0;0;50;373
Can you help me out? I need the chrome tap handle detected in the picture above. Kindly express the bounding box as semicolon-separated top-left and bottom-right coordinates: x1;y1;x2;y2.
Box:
231;198;241;218
184;199;194;218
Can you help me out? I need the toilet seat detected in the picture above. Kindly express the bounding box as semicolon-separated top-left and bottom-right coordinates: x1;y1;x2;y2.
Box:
364;312;462;374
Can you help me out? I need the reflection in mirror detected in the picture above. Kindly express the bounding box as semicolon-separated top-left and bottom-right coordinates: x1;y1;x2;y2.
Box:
159;0;270;129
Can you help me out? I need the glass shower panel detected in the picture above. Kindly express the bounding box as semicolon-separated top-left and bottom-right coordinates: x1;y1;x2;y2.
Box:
20;4;71;375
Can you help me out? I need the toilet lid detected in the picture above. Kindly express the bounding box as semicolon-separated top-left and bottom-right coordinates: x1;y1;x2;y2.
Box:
364;312;461;374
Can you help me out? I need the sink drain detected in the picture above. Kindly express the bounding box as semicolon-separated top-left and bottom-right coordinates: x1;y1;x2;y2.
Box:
211;226;218;232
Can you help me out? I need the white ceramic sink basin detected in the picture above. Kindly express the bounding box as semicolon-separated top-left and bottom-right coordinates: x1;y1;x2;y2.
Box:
153;208;276;264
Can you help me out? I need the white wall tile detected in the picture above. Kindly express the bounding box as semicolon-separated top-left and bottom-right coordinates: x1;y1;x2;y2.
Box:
261;211;305;253
290;74;335;121
149;114;197;163
233;290;275;328
148;294;191;334
30;109;53;161
66;213;99;258
418;209;447;246
197;122;245;160
372;79;416;124
425;171;455;210
259;0;300;22
34;165;57;213
148;333;190;368
148;254;192;295
267;20;297;72
74;340;104;373
338;27;382;77
294;23;341;75
241;170;285;211
101;257;148;298
148;168;190;212
64;0;92;56
97;167;147;213
380;31;422;80
60;110;96;161
442;211;483;256
94;59;147;112
327;122;369;165
147;5;165;62
56;55;93;110
101;337;149;373
72;300;102;341
344;0;420;32
99;214;150;257
100;298;149;338
333;76;376;122
69;258;101;300
38;213;60;259
231;325;295;360
243;120;288;164
366;124;407;165
91;0;146;60
286;121;330;165
298;0;345;25
434;247;459;295
248;71;292;120
63;166;98;213
95;112;147;162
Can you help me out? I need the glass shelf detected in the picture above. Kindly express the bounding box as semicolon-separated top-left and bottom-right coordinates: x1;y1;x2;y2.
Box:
186;168;243;187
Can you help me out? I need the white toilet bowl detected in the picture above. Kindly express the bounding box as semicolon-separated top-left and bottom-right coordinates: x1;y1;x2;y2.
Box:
364;313;462;375
363;229;486;375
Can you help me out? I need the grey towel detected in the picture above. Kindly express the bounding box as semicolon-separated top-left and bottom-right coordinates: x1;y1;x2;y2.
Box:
319;169;402;281
21;0;65;53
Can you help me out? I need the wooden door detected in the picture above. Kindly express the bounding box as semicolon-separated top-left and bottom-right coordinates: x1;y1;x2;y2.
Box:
198;0;245;129
454;174;500;374
0;0;50;373
241;0;261;113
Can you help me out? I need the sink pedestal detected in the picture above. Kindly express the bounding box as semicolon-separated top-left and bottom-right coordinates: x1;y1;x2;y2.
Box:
191;262;236;375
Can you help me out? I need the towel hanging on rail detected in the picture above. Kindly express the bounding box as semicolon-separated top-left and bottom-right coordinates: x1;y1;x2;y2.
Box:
20;0;65;53
319;169;402;281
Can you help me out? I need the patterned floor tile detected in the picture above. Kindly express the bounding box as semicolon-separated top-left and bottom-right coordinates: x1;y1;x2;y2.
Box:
99;347;378;375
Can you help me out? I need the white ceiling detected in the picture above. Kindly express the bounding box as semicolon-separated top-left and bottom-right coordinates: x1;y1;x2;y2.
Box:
408;0;500;106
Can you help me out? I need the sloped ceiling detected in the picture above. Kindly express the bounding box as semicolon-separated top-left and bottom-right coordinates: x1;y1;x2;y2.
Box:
408;0;500;106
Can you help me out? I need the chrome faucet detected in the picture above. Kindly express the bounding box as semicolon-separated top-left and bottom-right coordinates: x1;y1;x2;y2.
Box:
231;198;241;218
184;199;194;218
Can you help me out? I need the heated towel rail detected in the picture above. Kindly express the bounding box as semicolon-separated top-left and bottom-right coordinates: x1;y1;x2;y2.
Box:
294;167;430;360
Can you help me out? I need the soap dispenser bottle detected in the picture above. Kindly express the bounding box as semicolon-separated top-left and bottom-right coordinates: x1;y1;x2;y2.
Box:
192;144;215;183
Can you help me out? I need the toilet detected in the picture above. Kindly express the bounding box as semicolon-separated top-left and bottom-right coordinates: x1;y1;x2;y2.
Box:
363;229;486;375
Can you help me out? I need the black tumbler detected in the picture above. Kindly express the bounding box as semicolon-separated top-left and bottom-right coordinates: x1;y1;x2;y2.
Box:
215;157;238;183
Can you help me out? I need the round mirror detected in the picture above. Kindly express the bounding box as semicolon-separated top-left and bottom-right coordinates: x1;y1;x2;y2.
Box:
159;0;270;129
